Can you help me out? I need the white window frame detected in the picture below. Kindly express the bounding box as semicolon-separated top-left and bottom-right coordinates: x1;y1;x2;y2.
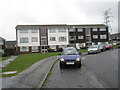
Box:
69;28;75;32
31;37;38;42
69;36;76;40
58;29;66;33
31;30;38;33
78;35;84;39
100;28;106;31
20;37;28;43
93;35;98;39
49;29;56;33
20;46;29;51
50;37;56;41
59;37;67;42
19;30;28;33
100;35;107;39
78;28;83;32
92;28;98;31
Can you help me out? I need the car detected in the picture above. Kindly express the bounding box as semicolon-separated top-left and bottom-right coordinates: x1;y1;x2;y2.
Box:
88;45;101;54
105;44;113;50
98;44;106;52
59;47;81;69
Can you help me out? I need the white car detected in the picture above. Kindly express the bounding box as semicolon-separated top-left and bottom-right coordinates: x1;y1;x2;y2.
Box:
88;45;101;54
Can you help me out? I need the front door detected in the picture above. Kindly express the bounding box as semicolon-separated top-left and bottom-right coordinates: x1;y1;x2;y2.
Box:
41;46;48;53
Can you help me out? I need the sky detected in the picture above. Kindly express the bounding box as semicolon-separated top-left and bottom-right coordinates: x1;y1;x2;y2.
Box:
0;0;119;40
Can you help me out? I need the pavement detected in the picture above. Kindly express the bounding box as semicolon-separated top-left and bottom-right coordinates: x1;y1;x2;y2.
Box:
1;56;18;68
2;56;59;88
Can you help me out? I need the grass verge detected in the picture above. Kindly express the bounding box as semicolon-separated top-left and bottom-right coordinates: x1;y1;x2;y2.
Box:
80;49;88;53
2;52;60;77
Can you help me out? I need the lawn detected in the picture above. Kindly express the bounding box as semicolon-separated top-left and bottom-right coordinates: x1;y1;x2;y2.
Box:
2;52;60;77
80;49;88;53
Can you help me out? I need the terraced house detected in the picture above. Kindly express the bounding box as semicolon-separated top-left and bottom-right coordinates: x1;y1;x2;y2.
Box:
16;24;109;53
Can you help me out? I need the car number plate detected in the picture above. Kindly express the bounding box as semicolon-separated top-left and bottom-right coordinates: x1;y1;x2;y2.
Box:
66;62;74;65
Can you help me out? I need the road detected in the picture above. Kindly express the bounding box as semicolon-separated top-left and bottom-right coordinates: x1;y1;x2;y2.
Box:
44;49;118;88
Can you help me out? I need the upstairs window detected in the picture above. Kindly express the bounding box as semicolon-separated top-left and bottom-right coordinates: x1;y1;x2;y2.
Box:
49;29;56;33
31;37;38;42
69;36;76;40
78;28;83;32
93;35;98;39
50;37;56;41
100;35;107;39
20;37;28;43
58;29;66;33
100;28;106;31
78;35;84;39
92;28;98;31
59;37;66;42
31;30;38;33
19;30;28;33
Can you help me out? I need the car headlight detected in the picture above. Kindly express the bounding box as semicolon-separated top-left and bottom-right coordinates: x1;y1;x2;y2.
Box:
60;58;65;61
76;58;80;61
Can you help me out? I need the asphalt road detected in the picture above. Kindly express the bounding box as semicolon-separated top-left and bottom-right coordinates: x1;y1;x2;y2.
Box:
44;49;118;88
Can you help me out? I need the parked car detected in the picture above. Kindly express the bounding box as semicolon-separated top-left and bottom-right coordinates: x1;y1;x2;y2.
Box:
105;44;113;50
59;47;81;69
98;44;106;52
88;45;101;54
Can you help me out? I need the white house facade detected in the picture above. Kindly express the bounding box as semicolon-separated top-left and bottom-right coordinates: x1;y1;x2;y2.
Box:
16;24;109;54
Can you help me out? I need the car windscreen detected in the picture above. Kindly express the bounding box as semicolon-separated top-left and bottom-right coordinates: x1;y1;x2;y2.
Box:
62;49;79;55
89;45;98;48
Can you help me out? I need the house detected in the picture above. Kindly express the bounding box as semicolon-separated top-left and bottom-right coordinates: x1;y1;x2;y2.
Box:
109;33;120;45
16;24;109;54
5;41;16;49
0;37;5;54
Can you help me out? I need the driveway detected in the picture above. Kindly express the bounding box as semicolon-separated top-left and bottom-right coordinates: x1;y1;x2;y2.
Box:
2;56;59;88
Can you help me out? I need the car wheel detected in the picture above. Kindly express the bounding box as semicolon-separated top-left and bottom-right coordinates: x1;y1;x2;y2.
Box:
77;62;81;68
60;63;64;69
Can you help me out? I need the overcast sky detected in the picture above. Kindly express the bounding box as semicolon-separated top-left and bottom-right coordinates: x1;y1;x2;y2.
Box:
0;0;119;40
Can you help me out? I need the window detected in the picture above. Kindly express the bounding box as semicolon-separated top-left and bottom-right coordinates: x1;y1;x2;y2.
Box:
100;35;107;39
41;41;47;45
92;28;98;31
31;46;39;52
19;30;28;33
20;46;29;51
78;36;84;39
69;29;75;32
100;28;106;31
49;29;56;33
78;28;83;32
31;30;38;33
20;37;28;43
58;29;66;32
59;37;66;42
69;36;76;40
50;45;56;49
93;35;98;39
50;37;56;41
31;37;38;42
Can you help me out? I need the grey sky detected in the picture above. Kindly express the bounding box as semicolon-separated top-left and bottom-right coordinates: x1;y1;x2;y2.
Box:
0;0;119;40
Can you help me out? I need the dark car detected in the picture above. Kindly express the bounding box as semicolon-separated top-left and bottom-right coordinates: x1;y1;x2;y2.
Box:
98;44;106;52
59;47;81;69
